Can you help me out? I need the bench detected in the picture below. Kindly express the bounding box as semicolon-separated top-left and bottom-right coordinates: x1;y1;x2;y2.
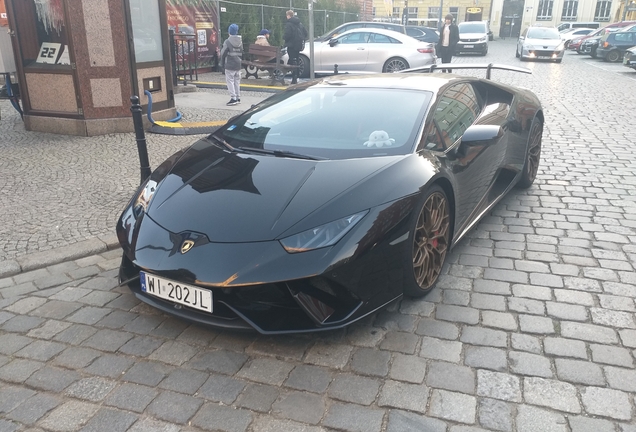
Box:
241;44;298;86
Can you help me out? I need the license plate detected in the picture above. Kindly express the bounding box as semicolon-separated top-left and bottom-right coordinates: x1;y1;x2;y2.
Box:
464;44;474;48
538;56;551;59
140;272;212;312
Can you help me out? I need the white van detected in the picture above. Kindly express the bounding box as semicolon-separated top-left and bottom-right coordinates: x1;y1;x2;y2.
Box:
557;22;601;32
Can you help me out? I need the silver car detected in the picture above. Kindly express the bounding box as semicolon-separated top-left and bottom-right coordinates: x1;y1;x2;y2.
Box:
516;26;565;63
298;28;436;78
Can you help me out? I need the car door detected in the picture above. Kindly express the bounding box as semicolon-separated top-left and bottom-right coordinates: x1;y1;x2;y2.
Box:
365;32;402;72
419;82;503;231
317;31;370;72
517;28;528;53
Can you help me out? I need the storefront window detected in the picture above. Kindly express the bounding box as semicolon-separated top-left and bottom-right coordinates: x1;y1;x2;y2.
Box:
130;0;164;63
13;0;70;67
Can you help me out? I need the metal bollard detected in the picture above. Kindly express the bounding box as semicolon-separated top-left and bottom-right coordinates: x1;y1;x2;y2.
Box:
130;95;152;185
334;64;339;74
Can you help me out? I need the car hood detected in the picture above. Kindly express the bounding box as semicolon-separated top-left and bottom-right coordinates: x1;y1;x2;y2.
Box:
525;37;563;48
459;32;487;39
146;138;420;242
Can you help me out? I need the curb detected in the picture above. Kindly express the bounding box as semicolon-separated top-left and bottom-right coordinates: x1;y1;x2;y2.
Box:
0;234;121;279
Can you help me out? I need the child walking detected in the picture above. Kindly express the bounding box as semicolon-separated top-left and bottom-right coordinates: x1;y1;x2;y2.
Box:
220;24;243;106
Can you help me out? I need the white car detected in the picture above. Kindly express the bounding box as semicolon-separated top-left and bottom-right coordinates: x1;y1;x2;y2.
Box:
456;21;489;56
298;28;436;77
516;26;565;63
559;27;594;48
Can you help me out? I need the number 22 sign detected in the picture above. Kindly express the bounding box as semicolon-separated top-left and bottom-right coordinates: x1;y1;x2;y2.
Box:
37;42;62;64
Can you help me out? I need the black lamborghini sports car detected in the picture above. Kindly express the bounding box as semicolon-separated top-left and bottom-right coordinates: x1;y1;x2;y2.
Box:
117;66;543;334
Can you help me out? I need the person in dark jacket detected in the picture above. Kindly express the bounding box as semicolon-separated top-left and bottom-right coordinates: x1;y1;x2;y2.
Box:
220;23;243;105
436;14;459;73
283;10;306;84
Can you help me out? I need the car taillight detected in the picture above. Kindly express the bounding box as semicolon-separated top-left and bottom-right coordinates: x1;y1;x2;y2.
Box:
603;41;609;47
418;48;434;53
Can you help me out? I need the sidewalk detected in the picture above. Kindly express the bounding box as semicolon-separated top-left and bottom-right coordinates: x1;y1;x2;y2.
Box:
0;78;274;279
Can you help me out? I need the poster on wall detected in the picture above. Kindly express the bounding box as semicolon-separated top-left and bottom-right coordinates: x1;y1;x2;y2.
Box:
0;0;8;27
166;0;219;70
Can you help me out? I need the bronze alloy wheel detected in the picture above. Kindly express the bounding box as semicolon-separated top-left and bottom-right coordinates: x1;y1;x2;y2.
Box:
518;118;542;188
411;189;450;292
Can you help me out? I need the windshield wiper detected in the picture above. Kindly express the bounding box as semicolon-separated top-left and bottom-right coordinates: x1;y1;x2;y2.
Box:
237;147;325;160
209;134;241;153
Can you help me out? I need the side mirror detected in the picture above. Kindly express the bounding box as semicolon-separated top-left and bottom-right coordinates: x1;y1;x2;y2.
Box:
329;38;339;47
460;125;503;147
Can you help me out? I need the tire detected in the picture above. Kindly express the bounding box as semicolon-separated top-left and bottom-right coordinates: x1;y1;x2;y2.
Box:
482;48;488;56
383;57;409;73
298;55;310;78
606;50;620;62
515;46;520;58
517;117;542;189
576;49;583;55
590;47;597;58
404;185;451;297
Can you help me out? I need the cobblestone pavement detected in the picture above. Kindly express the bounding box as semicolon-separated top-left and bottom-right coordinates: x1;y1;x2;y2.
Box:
1;39;636;431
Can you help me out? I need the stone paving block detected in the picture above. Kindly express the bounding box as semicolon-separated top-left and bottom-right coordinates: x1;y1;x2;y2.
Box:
473;280;511;295
429;389;476;424
399;299;435;317
350;347;391;377
5;392;60;425
386;410;447;432
590;308;636;329
580;386;632;420
0;334;33;355
561;322;618;344
284;364;332;393
555;358;605;386
416;318;460;340
512;284;552;300
489;257;514;270
0;386;36;413
519;315;555;334
146;341;197;366
246;337;312;362
508;298;545;315
39;400;100;432
122;314;165;335
426;362;475;394
0;359;43;383
0;310;15;326
157;368;207;395
598;294;636;312
618;329;636;348
65;377;117;402
104;383;158;413
443;289;471;306
65;306;112;326
378;380;429;413
389;354;427;383
553;289;594;306
50;287;92;303
523;377;580;414
235;384;280;413
186;349;248;375
328;373;381;405
563;277;602;292
420;336;463;362
436;305;480;325
5;297;48;314
122;361;173;387
509;351;553;378
478;398;513;432
82;354;134;378
198;374;246;404
30;300;83;320
118;336;164;357
2;315;46;333
476;370;521;402
460;326;508;348
379;331;419;354
236;358;294;386
603;282;636;297
482;311;518;331
77;407;137;432
549;263;580;277
567;416;617;432
248;417;324;432
471;293;506;311
516;405;567;432
590;344;634;367
15;340;66;362
546;301;588;321
81;329;132;352
322;403;384;432
95;310;138;329
146;391;203;424
374;311;419;332
484;268;528;284
0;281;38;298
304;342;353;369
25;365;81;392
436;275;473;291
605;366;636;392
464;346;507;371
272;391;325;424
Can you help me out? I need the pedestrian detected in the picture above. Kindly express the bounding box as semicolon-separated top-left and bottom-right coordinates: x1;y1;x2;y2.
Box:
255;29;270;46
283;10;307;84
220;23;243;105
436;14;459;73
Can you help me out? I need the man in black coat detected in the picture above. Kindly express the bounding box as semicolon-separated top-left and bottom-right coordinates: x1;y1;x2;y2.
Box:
283;10;307;84
436;14;459;73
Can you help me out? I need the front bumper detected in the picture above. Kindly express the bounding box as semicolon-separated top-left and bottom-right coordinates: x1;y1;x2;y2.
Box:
456;41;488;53
624;52;636;69
520;47;564;61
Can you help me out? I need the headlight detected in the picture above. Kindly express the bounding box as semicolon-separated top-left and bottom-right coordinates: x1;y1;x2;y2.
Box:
280;211;368;253
479;36;487;42
556;42;565;51
133;179;158;217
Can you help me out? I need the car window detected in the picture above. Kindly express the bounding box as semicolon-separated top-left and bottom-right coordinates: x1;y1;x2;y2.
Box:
614;32;635;42
368;33;400;43
216;87;433;160
339;32;370;44
527;27;560;39
423;83;482;151
407;27;424;37
459;23;487;33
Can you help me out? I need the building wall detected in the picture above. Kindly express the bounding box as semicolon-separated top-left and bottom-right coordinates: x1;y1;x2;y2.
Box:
372;0;491;26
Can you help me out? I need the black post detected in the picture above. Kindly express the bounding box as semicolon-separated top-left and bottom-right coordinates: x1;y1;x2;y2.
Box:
130;96;152;184
169;29;177;87
334;64;339;74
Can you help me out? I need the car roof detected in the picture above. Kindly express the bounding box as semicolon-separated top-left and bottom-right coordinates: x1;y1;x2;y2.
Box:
336;27;416;40
310;73;466;93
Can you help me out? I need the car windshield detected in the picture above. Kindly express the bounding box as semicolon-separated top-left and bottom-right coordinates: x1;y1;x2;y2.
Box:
527;28;560;39
459;23;486;33
213;86;432;160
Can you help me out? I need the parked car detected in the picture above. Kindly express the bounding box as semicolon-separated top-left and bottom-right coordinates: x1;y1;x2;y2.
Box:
597;30;636;62
456;21;489;55
315;21;405;42
623;46;636;70
559;27;594;48
298;28;435;77
406;25;439;43
557;21;600;32
570;26;609;52
572;22;636;53
516;26;565;62
117;69;543;333
579;35;601;57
